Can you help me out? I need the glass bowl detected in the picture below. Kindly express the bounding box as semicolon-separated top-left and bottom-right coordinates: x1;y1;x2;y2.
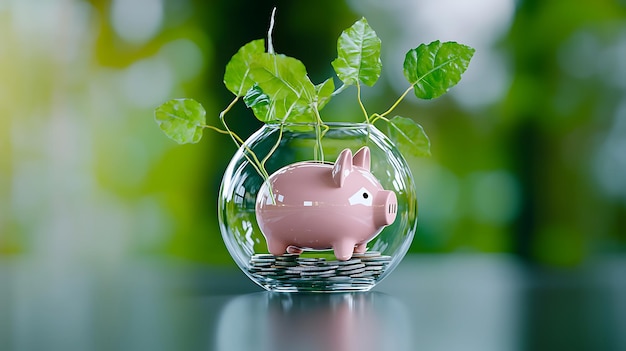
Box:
218;122;418;292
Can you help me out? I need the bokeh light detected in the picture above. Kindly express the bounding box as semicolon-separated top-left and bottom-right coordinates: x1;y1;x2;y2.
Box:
1;0;624;265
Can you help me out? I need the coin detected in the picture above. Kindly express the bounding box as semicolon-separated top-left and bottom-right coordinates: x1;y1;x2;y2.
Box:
275;253;300;260
336;266;367;276
252;254;277;259
247;251;391;287
300;270;337;277
350;271;376;278
328;258;362;266
360;256;392;262
286;265;339;273
352;251;382;258
273;261;298;267
336;263;366;271
296;257;324;263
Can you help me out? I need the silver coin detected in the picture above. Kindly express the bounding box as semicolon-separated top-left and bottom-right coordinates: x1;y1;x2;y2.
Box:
336;263;366;271
336;267;366;276
329;258;362;265
298;269;336;277
286;265;338;273
275;254;300;260
298;263;328;268
273;261;298;267
360;256;392;262
350;271;376;278
252;254;276;259
250;266;283;272
302;272;335;279
273;274;302;280
256;271;283;276
250;257;276;262
300;269;337;276
255;270;283;276
351;251;382;258
250;261;274;267
296;257;324;262
296;260;326;266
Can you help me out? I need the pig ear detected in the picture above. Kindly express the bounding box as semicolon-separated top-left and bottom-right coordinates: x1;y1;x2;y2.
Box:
332;148;353;187
353;146;371;171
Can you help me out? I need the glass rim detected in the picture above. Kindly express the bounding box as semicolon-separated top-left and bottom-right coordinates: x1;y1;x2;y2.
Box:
263;121;373;128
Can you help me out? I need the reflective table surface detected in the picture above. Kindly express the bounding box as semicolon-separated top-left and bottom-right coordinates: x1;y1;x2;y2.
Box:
1;254;624;351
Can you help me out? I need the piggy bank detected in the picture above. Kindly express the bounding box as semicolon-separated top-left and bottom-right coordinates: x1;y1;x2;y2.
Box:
255;146;397;261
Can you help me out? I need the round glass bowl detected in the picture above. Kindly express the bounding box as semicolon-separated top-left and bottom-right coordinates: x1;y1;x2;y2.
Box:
218;123;418;292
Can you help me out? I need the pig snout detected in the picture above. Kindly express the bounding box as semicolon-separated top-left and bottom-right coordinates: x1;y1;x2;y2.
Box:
374;190;397;227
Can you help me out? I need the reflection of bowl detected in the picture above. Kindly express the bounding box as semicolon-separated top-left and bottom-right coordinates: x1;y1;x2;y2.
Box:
216;292;412;351
218;123;418;292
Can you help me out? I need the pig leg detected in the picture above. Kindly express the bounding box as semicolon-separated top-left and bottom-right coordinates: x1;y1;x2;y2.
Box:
354;242;367;254
267;240;288;256
333;240;356;261
286;246;303;254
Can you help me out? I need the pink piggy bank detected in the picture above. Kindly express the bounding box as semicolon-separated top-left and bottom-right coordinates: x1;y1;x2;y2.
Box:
255;146;397;261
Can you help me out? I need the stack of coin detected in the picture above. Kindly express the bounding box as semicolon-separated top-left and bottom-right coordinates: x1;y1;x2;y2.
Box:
247;251;392;288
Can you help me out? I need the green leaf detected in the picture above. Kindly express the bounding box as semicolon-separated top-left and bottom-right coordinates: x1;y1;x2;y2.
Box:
331;17;382;87
243;84;270;122
403;41;475;100
223;39;266;96
387;116;431;157
154;98;206;144
315;78;335;111
249;53;317;123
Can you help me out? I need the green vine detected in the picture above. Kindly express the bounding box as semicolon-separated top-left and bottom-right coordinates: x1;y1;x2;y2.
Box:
154;9;475;182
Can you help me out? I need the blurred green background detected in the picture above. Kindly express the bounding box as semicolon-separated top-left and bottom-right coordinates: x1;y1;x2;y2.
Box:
1;0;625;267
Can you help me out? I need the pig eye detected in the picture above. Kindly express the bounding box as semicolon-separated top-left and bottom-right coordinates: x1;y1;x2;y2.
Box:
362;192;369;199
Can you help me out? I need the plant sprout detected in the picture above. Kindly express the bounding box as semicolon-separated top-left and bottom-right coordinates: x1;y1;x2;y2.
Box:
154;10;475;181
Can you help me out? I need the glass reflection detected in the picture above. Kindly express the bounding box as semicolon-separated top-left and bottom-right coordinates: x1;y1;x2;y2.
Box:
216;292;411;351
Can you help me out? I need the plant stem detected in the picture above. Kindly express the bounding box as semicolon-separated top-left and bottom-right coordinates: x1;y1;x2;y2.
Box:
356;82;370;123
262;123;283;169
312;103;328;162
218;96;244;148
369;113;390;125
257;123;283;206
219;96;269;182
203;125;231;135
378;85;414;119
267;7;277;55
